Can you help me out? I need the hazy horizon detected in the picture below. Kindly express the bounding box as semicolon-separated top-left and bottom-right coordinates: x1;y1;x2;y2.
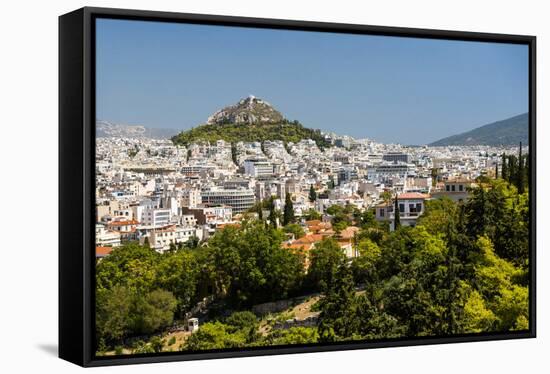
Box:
96;19;529;144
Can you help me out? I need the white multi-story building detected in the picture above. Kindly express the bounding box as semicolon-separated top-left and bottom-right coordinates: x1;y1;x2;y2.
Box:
180;189;201;208
375;192;429;230
243;158;273;177
139;225;203;253
95;224;121;247
141;208;171;227
201;187;255;214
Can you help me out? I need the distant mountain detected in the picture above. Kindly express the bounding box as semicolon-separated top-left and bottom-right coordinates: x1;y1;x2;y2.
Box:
429;113;528;146
172;96;330;148
96;121;178;139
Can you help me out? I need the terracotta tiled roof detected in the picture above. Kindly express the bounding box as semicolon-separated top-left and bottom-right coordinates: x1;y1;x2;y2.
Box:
339;226;360;239
108;219;139;226
283;243;313;251
294;234;324;245
96;246;113;257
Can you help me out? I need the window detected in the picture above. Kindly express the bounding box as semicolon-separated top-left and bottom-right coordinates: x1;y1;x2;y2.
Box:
446;185;450;191
416;203;422;212
399;204;405;213
459;184;464;192
379;208;384;217
451;185;456;191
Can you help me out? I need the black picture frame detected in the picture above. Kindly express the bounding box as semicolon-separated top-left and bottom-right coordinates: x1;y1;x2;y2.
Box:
59;6;537;367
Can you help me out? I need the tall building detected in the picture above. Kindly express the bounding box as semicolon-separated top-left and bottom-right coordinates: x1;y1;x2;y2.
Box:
201;187;255;214
383;152;411;164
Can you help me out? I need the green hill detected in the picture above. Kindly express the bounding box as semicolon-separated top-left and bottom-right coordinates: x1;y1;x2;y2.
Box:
429;113;528;146
171;96;330;148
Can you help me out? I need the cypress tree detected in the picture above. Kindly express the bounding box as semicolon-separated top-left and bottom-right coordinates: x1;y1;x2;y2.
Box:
268;197;277;228
328;175;335;190
394;195;401;230
501;153;508;181
309;184;317;202
257;202;263;220
508;155;517;186
495;163;499;179
283;193;295;226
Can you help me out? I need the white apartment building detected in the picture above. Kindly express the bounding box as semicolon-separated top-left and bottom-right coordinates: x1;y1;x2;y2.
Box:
201;187;255;214
95;224;121;247
243;158;273;177
139;225;203;253
180;189;201;208
141;207;172;227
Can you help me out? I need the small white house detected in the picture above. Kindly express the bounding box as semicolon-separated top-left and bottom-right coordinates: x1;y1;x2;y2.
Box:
187;318;199;333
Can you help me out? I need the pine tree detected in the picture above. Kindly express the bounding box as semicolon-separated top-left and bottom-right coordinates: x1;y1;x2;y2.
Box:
394;195;401;230
283;193;295;226
309;184;317;202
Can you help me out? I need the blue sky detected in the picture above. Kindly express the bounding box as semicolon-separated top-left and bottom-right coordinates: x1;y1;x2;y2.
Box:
96;18;529;145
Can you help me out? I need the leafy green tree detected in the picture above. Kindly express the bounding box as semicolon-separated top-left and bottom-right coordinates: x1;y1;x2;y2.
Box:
326;204;352;230
203;221;304;306
461;285;498;333
470;236;529;331
225;311;258;332
307;238;346;291
155;250;199;316
284;223;305;239
303;209;322;221
96;243;159;293
149;336;164;353
184;322;245;350
418;197;458;236
96;285;134;344
355;294;406;339
132;289;178;334
351;239;381;285
317;261;358;342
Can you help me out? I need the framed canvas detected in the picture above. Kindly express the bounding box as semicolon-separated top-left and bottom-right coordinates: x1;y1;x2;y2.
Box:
59;7;536;367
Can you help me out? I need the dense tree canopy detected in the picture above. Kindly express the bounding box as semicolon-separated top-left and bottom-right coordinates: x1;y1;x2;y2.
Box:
172;120;330;150
96;177;529;354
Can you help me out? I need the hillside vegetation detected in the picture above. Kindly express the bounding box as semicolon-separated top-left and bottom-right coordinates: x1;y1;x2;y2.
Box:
172;120;330;149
